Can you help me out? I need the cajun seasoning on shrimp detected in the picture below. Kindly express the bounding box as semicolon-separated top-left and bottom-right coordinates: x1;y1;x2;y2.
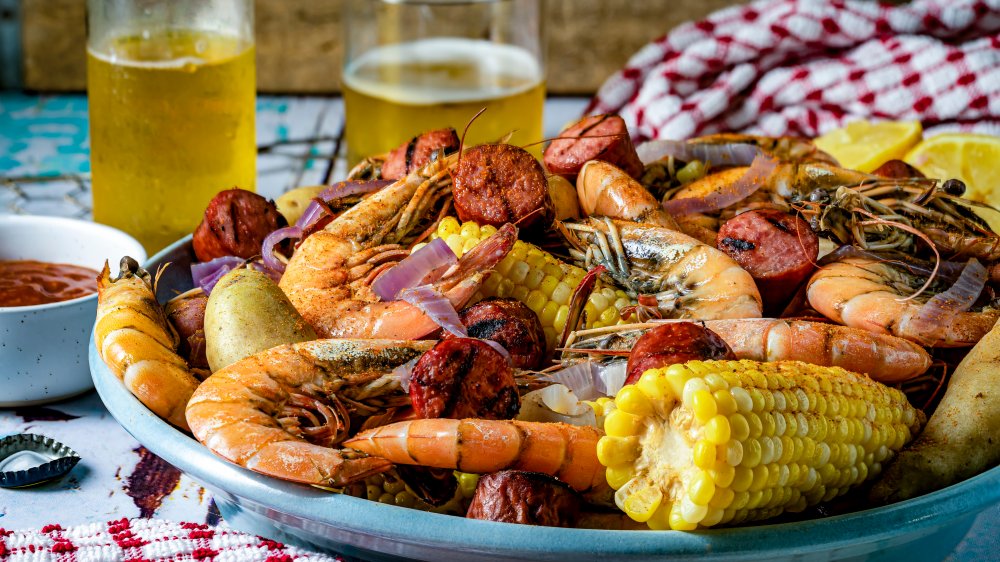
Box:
0;260;98;307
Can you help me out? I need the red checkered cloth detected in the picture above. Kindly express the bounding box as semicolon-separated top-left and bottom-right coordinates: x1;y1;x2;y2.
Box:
587;0;1000;141
0;519;344;562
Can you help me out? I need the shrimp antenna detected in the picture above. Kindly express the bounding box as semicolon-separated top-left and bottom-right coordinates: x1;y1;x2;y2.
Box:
851;207;941;302
458;107;489;168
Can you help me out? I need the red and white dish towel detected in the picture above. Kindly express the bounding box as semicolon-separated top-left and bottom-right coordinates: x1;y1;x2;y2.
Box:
0;519;343;562
588;0;1000;141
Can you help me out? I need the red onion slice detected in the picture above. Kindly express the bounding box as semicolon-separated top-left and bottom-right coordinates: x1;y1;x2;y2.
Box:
191;255;244;295
662;154;778;215
372;238;457;301
260;225;303;274
394;358;419;392
398;284;468;338
910;258;987;344
295;180;394;229
541;359;628;400
637;139;763;167
482;340;512;364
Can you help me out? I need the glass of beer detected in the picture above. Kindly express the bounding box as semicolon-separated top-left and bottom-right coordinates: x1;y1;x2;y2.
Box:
342;0;545;165
87;0;256;253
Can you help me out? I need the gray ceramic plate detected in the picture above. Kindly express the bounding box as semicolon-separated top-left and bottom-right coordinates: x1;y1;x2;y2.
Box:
90;236;1000;562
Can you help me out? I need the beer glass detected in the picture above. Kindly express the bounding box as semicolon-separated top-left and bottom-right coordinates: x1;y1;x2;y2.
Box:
343;0;545;165
87;0;256;253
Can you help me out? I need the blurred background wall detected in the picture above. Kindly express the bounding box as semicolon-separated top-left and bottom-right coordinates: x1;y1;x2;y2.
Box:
5;0;748;94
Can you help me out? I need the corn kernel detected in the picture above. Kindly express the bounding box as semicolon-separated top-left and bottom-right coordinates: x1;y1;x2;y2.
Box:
597;436;640;465
730;387;753;413
445;234;465;255
669;504;698;531
710;487;736;509
479;224;498;238
462;237;480;254
459;221;481;239
605;409;643;437
704;415;731;444
623;485;663;522
617;386;654;416
732;466;754;492
688;471;716;505
553;305;569;333
714;389;737;415
599;306;619;325
646;504;673;530
637;371;671;402
743;439;762;468
525;290;547;315
552;282;573;306
729;413;750;441
691;389;718;423
605;464;636;489
680;496;708;524
438;216;461;238
511;285;529;302
710;462;736;487
540;302;559;330
694;440;716;469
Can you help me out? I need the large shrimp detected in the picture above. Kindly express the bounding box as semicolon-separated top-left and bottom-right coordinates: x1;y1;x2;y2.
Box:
94;257;200;431
279;154;516;339
344;418;606;493
575;160;681;230
807;256;1000;347
560;217;762;320
186;338;435;487
565;319;932;383
664;160;874;245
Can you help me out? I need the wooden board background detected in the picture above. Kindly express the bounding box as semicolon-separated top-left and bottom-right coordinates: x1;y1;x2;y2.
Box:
22;0;745;94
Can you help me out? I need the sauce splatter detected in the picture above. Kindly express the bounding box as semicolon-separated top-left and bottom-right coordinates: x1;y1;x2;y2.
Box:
124;446;181;518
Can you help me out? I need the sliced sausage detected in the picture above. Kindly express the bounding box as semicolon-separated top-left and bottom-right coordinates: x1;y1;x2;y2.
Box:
447;298;546;370
543;114;643;180
193;189;286;262
409;338;519;420
381;128;460;180
872;159;925;179
717;209;819;316
466;470;582;527
625;322;735;385
453;143;554;231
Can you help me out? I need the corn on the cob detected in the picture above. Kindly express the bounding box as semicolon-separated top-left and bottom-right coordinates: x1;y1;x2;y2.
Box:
597;360;925;530
420;217;633;347
334;469;478;514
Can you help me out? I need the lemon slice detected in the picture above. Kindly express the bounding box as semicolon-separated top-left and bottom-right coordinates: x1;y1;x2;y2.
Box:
813;120;923;173
905;132;1000;232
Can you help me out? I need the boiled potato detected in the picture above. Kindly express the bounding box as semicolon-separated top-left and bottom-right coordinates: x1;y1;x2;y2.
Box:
870;319;1000;503
204;268;317;371
547;174;580;220
275;185;325;225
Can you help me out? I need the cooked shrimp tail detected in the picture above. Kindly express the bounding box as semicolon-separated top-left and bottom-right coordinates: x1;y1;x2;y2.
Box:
95;257;200;431
344;418;606;493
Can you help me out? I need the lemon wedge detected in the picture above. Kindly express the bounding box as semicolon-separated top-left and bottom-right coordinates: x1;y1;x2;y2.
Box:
814;120;923;173
905;132;1000;232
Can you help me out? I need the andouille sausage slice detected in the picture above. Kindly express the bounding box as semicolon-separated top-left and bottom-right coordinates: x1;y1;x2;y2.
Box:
543;114;644;180
453;143;554;231
381;128;460;180
717;209;819;315
448;298;547;370
625;322;735;384
193;189;286;262
409;338;520;420
466;470;583;527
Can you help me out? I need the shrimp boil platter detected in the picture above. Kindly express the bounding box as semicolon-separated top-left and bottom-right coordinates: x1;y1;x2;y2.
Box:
91;115;1000;557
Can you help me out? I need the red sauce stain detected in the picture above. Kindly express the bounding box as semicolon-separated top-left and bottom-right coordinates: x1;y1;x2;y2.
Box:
124;446;181;518
0;260;98;307
14;406;80;422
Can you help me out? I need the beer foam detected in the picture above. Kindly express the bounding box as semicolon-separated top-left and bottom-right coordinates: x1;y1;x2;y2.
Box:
344;38;543;105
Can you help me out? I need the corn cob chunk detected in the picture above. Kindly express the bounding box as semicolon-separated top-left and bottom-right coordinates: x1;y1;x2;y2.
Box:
597;360;925;530
335;469;478;515
420;217;633;347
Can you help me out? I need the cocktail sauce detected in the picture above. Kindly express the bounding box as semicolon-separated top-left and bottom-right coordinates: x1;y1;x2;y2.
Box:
0;260;99;307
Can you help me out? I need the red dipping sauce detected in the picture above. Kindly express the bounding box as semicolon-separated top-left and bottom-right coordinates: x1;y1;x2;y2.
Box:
0;260;99;307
